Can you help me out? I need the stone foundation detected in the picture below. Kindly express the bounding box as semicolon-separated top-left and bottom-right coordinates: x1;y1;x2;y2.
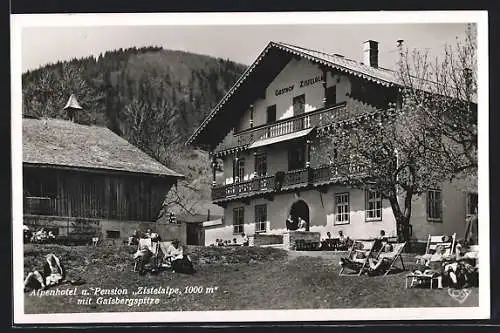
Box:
283;231;321;250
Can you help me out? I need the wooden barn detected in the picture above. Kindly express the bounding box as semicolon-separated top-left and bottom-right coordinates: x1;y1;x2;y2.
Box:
22;109;184;242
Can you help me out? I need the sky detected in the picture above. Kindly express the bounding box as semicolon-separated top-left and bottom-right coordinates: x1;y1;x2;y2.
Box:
20;19;470;73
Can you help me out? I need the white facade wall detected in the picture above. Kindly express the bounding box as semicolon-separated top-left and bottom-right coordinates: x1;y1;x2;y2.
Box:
209;57;473;246
408;180;471;242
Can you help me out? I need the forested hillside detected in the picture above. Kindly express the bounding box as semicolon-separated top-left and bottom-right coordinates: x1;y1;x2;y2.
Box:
22;46;247;217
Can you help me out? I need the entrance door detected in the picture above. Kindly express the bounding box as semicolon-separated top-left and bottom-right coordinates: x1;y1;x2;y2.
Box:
289;200;310;231
186;223;202;245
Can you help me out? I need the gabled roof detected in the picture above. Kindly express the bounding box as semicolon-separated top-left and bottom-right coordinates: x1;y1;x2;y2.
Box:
23;118;184;178
186;41;402;148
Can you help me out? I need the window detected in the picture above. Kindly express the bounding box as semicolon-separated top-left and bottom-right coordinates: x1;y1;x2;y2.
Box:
365;190;382;221
334;193;350;225
326;85;337;106
255;204;267;233
233;207;245;234
267;105;276;123
427;189;442;221
236;158;245;181
293;94;305;115
288;144;306;171
466;192;478;217
106;230;121;239
254;153;268;177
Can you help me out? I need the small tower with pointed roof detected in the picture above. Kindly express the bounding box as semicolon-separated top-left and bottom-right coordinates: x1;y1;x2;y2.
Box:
63;94;83;122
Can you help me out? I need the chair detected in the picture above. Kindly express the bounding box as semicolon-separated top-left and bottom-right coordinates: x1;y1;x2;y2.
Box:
415;233;456;264
339;240;377;276
133;238;162;272
92;237;99;247
368;242;407;276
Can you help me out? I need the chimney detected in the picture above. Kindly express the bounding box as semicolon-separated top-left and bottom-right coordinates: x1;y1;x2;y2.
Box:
63;94;83;122
363;40;379;68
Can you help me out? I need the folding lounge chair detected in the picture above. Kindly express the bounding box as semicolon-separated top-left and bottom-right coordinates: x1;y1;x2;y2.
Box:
415;233;456;264
369;242;407;276
133;238;162;272
339;240;377;276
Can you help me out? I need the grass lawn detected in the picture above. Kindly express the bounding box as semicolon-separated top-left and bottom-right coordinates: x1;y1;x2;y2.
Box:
23;244;479;313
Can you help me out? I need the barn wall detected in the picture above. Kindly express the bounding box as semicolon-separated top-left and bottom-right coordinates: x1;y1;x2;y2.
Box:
23;167;174;222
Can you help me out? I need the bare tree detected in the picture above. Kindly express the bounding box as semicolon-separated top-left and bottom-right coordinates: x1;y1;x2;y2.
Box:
325;26;477;244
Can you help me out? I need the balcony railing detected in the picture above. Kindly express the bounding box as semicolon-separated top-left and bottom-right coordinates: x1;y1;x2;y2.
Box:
24;196;57;216
215;102;349;153
212;161;369;201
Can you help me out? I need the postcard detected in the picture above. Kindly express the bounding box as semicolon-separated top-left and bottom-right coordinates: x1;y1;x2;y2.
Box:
11;10;490;324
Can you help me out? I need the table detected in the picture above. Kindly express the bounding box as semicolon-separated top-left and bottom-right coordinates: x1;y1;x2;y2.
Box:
405;274;443;289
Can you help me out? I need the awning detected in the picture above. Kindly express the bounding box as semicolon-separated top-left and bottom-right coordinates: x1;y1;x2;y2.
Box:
248;127;314;149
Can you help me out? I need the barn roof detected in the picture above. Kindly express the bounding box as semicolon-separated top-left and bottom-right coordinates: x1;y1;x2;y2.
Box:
186;41;402;148
23;118;184;178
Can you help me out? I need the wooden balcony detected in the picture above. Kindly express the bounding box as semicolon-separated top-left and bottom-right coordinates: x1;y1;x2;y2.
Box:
24;196;57;216
212;161;369;202
215;102;349;153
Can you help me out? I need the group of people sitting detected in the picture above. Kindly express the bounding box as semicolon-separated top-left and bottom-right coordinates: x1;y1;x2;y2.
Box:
212;233;249;247
285;215;308;231
339;230;394;274
412;237;478;289
131;229;194;275
27;227;56;244
320;230;352;251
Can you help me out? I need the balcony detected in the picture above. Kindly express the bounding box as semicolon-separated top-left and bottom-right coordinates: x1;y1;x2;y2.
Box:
212;161;368;202
215;102;349;154
24;196;57;216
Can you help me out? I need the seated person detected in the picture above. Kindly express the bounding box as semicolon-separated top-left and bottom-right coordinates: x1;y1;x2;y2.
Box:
286;215;298;231
367;243;395;272
297;217;307;231
165;239;194;274
411;245;451;277
128;230;140;246
373;230;389;252
337;231;350;250
241;233;249;246
340;242;370;267
416;236;453;264
24;253;65;292
133;237;154;274
320;232;333;250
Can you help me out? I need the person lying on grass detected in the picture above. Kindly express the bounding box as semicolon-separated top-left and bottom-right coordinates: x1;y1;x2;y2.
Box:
24;253;65;292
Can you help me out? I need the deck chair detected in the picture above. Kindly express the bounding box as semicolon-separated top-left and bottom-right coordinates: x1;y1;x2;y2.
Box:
133;238;162;272
339;239;377;276
368;242;407;276
415;233;456;264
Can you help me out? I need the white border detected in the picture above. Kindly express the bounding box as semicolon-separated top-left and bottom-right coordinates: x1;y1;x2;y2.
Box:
11;11;490;324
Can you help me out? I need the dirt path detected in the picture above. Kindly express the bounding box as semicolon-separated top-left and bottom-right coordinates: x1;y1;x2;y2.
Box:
286;250;345;262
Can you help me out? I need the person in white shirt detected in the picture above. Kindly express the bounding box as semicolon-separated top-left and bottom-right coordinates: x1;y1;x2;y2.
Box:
165;239;184;271
241;233;249;246
297;217;307;231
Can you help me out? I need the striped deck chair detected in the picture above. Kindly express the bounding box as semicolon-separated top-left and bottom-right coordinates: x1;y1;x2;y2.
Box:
368;242;407;276
415;233;456;265
339;239;377;276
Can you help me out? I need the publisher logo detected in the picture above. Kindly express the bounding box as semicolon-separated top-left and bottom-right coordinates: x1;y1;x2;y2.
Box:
448;288;471;304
